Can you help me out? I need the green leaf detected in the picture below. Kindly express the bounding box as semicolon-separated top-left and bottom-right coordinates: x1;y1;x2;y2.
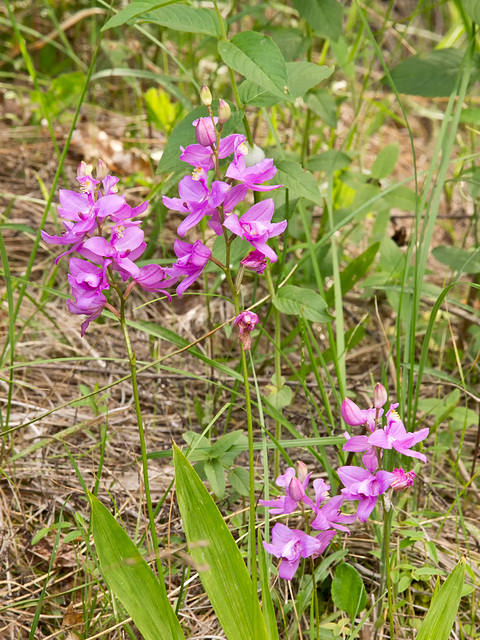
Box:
308;149;351;174
103;1;223;36
238;62;332;107
204;458;225;498
416;558;465;640
305;89;338;128
173;444;270;640
228;467;250;497
89;492;185;640
157;102;243;174
265;375;293;411
324;242;380;307
331;563;367;621
292;0;343;41
285;62;333;98
463;0;480;23
371;143;399;180
102;1;182;30
218;32;289;101
275;160;322;204
390;49;465;97
209;430;245;458
432;245;480;274
273;285;332;322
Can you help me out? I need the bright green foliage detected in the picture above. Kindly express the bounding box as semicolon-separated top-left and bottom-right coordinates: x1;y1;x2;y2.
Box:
89;492;185;640
173;444;270;640
371;143;399;180
292;0;343;42
273;285;332;323
331;563;367;621
275;160;323;204
389;49;468;97
416;558;465;640
218;32;290;101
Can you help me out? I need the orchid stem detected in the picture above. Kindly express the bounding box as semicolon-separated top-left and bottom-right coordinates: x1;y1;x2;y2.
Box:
382;496;395;639
264;264;282;478
120;299;164;580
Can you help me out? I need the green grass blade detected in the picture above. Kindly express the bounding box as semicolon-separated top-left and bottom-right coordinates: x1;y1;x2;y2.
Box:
89;492;185;640
416;557;465;640
173;443;270;640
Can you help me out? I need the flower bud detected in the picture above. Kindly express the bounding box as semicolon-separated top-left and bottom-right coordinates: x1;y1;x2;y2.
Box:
287;477;305;503
195;117;217;147
200;85;212;106
96;158;109;180
295;461;308;483
218;99;231;124
341;398;368;426
77;160;93;178
391;468;415;491
374;383;387;409
240;250;267;275
233;311;259;351
243;143;265;168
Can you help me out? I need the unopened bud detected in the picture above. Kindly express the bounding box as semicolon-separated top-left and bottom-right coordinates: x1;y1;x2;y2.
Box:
96;158;109;180
374;383;387;409
200;85;212;107
218;99;231;124
391;468;415;491
195;117;217;147
243;143;265;168
288;477;305;503
295;461;308;483
77;160;93;178
341;397;368;426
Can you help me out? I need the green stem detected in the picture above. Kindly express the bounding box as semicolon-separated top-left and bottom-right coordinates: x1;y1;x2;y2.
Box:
264;264;282;478
120;298;164;580
382;496;395;639
240;347;258;593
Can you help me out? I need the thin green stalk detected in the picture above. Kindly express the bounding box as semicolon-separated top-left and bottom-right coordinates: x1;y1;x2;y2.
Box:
264;265;282;478
382;497;394;639
119;298;164;580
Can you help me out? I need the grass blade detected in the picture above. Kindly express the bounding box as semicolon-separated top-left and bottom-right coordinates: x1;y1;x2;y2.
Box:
89;492;185;640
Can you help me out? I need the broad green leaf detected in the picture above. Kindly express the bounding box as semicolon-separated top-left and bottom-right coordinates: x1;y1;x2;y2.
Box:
292;0;343;41
273;285;332;323
463;0;480;23
331;563;367;621
275;160;322;205
228;467;250;497
238;62;332;106
157;102;243;174
324;242;380;307
371;143;399;180
102;1;180;30
204;458;225;498
89;492;185;640
104;1;223;36
269;26;312;62
390;49;465;97
173;444;270;640
305;89;338;128
308;149;351;174
265;375;293;411
209;430;245;458
383;184;417;211
432;245;480;274
416;558;465;640
218;32;289;101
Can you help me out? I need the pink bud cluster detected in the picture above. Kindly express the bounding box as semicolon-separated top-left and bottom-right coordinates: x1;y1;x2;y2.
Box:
261;384;429;580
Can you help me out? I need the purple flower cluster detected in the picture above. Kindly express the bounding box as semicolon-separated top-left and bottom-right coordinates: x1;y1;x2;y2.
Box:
261;384;429;580
162;102;286;281
42;162;175;335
